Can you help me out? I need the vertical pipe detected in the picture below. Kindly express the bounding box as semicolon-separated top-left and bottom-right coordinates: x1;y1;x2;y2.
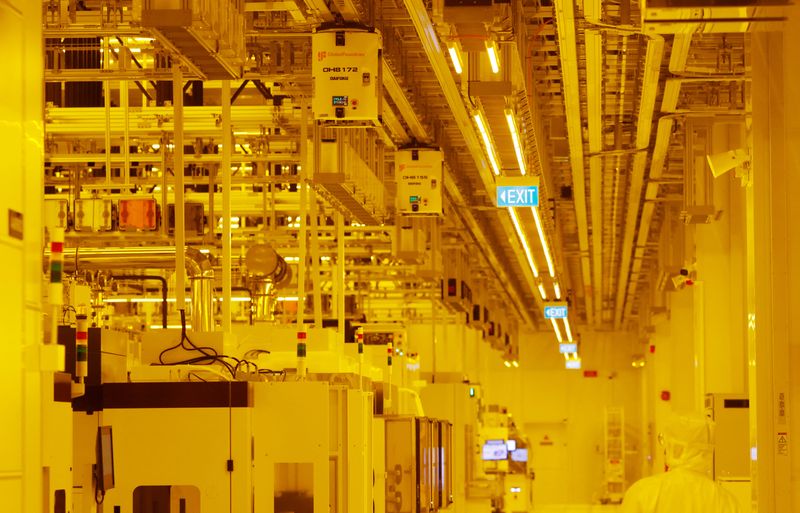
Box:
104;37;112;187
173;66;186;312
337;212;345;345
161;139;168;237
121;77;130;186
310;188;323;327
297;97;308;328
221;80;232;332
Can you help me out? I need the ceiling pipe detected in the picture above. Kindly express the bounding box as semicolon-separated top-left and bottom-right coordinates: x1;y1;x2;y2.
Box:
56;246;215;332
612;35;666;329
585;26;604;323
554;0;595;324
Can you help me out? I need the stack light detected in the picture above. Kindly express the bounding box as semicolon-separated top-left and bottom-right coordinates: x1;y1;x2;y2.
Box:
75;314;89;383
473;113;501;175
49;228;64;345
505;109;527;176
448;46;463;74
485;41;500;74
387;341;394;366
296;331;307;380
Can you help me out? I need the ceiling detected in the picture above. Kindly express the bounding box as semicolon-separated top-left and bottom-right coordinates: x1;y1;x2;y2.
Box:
41;0;753;337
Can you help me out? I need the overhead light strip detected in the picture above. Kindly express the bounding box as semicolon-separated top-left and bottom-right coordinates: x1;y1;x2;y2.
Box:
486;41;500;74
473;112;501;175
508;207;539;278
563;317;574;343
448;46;463;74
550;317;564;343
531;207;555;277
505;109;527;176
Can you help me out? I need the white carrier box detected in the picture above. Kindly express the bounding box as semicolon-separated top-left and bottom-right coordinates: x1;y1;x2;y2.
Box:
395;148;444;216
312;26;382;122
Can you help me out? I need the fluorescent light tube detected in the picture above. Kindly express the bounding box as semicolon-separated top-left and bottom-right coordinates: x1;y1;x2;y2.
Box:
505;109;527;176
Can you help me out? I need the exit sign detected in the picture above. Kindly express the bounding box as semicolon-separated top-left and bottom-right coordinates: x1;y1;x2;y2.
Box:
559;343;577;353
497;186;539;207
496;176;540;207
544;303;568;319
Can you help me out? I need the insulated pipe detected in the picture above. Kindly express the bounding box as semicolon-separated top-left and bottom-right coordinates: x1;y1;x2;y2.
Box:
55;246;215;331
111;274;168;329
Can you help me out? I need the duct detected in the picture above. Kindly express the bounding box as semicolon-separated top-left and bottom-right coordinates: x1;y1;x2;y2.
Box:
586;27;604;322
554;0;595;323
612;35;665;329
56;246;215;331
245;244;292;322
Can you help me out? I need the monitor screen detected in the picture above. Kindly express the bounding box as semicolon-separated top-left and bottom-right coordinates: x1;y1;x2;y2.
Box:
506;439;517;451
96;426;115;492
511;448;528;462
481;440;508;461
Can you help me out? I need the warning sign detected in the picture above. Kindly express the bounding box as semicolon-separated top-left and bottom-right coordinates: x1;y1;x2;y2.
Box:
540;435;553;446
777;432;789;456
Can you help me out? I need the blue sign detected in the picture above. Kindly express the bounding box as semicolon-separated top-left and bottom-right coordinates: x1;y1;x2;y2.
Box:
544;305;568;319
497;186;539;207
559;343;578;354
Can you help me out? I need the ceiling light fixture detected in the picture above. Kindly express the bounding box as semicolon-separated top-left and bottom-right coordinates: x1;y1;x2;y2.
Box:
532;207;555;277
448;45;463;74
473;113;501;175
505;109;527;176
550;317;563;343
553;281;562;299
563;317;574;343
537;283;547;300
485;41;500;74
508;207;539;278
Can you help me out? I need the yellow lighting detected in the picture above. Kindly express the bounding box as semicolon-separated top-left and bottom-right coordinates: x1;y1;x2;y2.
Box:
563;317;574;343
554;281;562;299
473;113;501;175
150;324;192;330
486;41;500;74
508;207;539;278
277;296;299;302
504;360;512;368
447;46;463;74
505;110;527;176
512;360;519;368
550;317;563;343
532;207;555;277
537;283;547;300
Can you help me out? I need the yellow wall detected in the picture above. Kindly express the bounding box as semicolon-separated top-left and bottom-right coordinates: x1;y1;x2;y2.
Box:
0;1;43;511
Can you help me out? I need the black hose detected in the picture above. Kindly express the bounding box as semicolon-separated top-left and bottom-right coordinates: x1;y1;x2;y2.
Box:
111;275;168;328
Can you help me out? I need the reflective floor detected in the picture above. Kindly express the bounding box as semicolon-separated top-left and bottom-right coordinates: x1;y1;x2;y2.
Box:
534;506;620;513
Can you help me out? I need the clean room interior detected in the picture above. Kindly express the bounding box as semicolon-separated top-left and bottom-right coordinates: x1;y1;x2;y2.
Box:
1;0;799;512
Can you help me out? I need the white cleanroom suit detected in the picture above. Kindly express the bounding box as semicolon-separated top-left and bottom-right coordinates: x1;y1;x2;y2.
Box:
621;414;741;513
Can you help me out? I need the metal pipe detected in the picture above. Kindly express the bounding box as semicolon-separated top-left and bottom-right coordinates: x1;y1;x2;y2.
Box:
111;274;168;328
222;79;233;332
56;246;214;330
173;66;187;315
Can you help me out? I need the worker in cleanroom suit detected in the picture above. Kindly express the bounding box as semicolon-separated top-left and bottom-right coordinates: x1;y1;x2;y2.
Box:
621;413;741;513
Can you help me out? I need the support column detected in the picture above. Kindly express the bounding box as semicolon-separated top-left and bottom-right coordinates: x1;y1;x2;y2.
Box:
749;9;800;510
221;80;232;333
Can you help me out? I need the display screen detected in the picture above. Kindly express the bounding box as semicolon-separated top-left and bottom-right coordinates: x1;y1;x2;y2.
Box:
481;440;508;461
332;95;349;106
511;448;528;462
506;439;517;451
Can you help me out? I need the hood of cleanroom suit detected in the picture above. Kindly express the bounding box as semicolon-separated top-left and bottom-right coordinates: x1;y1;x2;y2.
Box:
620;414;742;513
